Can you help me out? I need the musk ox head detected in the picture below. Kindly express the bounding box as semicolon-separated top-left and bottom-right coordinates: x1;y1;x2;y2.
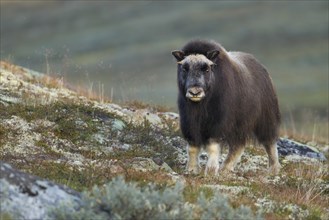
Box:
172;50;219;102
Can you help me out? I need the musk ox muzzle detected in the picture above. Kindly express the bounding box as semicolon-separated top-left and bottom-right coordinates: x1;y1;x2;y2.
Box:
186;87;205;102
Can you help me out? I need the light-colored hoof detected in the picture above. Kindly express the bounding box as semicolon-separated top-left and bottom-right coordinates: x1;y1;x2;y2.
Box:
217;163;235;177
221;163;234;172
186;164;200;175
269;163;281;175
205;158;220;176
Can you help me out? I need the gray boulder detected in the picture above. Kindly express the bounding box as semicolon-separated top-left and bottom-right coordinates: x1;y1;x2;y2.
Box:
277;138;327;161
0;161;82;219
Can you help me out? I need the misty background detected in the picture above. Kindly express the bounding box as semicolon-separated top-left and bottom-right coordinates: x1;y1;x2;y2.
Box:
1;1;328;136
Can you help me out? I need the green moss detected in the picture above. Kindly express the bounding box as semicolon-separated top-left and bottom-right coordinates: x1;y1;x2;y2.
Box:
123;100;173;112
0;213;13;220
43;103;98;143
18;160;114;191
106;118;182;172
0;101;102;144
306;208;324;220
183;185;214;203
1;158;110;192
248;182;263;194
28;161;85;190
35;140;63;159
124;170;175;189
0;123;7;147
109;145;152;160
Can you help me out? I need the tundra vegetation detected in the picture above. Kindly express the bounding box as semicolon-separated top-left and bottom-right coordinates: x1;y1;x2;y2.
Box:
0;62;328;219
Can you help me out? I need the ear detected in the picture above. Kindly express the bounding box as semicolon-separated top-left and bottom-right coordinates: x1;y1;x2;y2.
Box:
172;50;185;62
206;50;220;61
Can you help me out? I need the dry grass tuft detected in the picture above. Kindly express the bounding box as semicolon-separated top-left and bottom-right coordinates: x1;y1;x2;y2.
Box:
263;162;328;212
281;109;329;144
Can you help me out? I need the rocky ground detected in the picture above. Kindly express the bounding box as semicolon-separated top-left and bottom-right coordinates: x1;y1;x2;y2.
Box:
0;61;328;219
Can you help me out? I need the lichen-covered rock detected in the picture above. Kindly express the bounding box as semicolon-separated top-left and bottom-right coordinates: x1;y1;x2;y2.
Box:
204;184;250;197
255;197;310;219
0;161;82;219
1;115;42;155
277;138;327;161
129;157;173;173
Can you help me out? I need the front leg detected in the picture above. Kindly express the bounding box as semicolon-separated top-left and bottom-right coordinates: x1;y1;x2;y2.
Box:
186;145;201;174
222;145;245;172
205;142;220;176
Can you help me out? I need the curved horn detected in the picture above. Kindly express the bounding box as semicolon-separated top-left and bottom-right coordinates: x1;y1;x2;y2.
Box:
172;50;185;62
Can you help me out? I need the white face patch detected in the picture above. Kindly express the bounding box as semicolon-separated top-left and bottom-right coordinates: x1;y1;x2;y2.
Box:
178;54;214;66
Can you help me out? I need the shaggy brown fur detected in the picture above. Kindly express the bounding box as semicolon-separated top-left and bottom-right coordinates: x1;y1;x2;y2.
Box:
172;39;281;175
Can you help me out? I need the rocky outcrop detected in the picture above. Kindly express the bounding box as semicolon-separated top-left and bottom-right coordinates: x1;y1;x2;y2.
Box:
0;161;82;219
277;138;326;161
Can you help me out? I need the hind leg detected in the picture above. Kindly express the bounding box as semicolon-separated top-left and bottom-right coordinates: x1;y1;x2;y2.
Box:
222;145;245;172
186;145;201;174
264;144;281;175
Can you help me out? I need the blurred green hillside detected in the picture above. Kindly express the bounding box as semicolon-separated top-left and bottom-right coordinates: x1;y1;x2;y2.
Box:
1;1;328;119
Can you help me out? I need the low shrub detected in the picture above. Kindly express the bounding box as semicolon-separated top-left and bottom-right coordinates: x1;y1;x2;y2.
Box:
50;177;260;220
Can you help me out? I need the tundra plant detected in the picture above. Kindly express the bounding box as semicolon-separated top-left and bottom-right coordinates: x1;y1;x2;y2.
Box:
50;177;260;220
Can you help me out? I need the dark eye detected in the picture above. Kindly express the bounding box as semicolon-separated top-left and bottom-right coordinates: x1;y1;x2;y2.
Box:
201;64;209;72
182;64;189;72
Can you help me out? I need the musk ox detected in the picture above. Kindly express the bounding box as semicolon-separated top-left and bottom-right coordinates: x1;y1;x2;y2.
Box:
172;39;281;176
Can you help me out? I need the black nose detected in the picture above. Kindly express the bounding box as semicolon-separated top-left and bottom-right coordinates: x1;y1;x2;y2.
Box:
187;87;203;96
188;89;201;96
